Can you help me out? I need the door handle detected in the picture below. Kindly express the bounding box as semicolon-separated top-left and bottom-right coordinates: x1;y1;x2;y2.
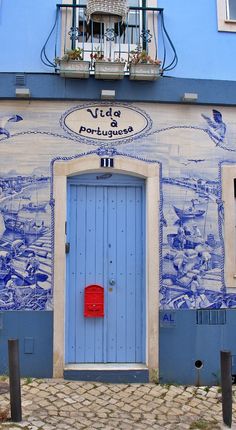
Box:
109;279;116;286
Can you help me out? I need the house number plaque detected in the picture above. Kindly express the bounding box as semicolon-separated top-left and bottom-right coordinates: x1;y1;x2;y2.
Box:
100;158;114;168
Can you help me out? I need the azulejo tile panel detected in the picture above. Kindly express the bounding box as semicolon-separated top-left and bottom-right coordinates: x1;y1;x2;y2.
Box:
0;101;235;310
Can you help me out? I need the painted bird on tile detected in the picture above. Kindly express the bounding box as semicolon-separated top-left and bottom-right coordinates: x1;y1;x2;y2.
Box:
201;109;226;145
0;114;23;138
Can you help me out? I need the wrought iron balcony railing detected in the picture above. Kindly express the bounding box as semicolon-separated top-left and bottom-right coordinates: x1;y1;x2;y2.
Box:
41;3;178;76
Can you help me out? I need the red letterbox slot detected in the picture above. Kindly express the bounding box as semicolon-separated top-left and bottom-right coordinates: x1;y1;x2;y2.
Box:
84;284;104;318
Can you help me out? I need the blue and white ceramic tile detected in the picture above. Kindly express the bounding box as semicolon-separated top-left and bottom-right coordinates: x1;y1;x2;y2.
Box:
0;102;236;310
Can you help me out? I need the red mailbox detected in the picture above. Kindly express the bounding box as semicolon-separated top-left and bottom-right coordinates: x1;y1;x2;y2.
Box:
84;284;104;318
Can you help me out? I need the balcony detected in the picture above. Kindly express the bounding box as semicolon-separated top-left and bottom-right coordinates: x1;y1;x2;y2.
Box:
41;3;177;80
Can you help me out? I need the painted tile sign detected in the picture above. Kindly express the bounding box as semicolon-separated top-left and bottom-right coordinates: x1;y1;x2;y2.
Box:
0;101;235;311
61;104;152;143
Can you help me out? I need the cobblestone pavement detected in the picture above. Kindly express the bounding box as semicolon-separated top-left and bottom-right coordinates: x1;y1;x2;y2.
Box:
0;378;236;429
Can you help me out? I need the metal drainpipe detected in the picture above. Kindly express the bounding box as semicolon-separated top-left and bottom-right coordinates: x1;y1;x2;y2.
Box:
142;0;147;51
71;0;77;50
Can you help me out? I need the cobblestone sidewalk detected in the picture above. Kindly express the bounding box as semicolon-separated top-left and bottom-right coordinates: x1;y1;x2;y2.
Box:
0;378;236;429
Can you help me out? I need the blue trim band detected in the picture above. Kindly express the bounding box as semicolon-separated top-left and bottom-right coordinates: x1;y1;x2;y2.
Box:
2;73;236;105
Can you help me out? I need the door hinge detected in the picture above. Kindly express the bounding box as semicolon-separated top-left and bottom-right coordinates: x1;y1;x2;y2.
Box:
65;242;70;254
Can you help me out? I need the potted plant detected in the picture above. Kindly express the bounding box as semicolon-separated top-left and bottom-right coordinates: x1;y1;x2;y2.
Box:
91;50;125;80
55;48;90;79
129;50;161;81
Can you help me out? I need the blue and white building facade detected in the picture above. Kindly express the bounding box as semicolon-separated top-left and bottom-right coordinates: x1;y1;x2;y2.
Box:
1;0;236;385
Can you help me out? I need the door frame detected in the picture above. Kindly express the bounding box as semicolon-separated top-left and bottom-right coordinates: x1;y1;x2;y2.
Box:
53;154;160;380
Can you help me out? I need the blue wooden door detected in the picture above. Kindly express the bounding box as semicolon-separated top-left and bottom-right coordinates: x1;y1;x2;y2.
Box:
66;174;145;363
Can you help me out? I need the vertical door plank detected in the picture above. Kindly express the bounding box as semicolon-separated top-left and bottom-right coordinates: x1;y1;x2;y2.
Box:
75;186;87;362
135;187;144;362
116;186;127;362
94;186;105;362
107;187;117;362
126;186;137;362
84;186;96;362
66;184;77;362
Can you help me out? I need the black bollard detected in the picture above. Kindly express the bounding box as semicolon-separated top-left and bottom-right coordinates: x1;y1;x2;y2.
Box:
8;339;22;422
221;350;232;428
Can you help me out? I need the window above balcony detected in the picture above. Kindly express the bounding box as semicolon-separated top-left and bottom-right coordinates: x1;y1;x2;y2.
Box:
226;0;236;20
217;0;236;32
41;0;177;80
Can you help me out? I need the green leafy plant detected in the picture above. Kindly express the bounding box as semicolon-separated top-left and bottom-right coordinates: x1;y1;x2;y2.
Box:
129;49;161;65
0;375;8;381
55;48;84;64
190;419;220;430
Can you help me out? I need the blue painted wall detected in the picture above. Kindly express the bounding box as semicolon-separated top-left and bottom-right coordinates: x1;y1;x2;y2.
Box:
0;0;57;73
2;73;236;104
158;0;236;80
0;311;53;377
160;310;236;385
1;0;236;80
